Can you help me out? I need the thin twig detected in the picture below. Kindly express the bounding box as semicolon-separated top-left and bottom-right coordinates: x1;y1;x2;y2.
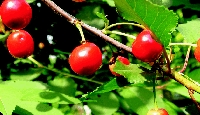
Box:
188;89;200;113
179;46;191;73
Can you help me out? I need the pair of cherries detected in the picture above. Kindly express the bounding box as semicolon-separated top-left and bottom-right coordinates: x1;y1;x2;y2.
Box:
0;0;33;58
68;29;163;76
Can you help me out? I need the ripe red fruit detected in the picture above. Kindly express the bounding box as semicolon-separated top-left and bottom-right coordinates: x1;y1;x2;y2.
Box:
194;40;200;62
132;30;163;62
109;56;130;77
1;0;32;29
7;30;34;58
68;42;102;75
147;108;169;115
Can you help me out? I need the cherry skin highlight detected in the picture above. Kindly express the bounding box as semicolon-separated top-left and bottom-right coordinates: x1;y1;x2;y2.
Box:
109;56;130;77
132;30;163;62
68;42;102;76
1;0;32;29
7;30;34;58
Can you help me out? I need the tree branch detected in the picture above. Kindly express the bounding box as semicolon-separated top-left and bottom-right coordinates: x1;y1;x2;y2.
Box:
41;0;132;53
41;0;200;94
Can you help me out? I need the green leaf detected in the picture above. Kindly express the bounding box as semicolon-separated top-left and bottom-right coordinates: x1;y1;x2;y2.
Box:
176;19;200;43
172;0;200;11
0;31;10;42
149;0;162;5
118;86;179;115
96;12;109;28
14;101;63;115
26;0;36;3
113;0;178;47
188;68;200;83
10;68;43;81
0;81;46;115
75;5;105;29
2;80;48;90
87;92;119;115
81;78;122;100
102;0;115;7
21;90;81;104
48;77;77;97
166;81;200;102
113;61;147;84
0;87;21;115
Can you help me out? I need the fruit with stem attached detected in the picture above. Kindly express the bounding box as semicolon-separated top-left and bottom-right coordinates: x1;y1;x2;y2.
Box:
147;108;169;115
7;30;34;58
109;55;130;77
132;30;163;62
0;0;32;29
69;42;102;75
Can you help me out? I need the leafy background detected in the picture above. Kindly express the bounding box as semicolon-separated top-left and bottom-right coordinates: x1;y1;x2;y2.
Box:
0;0;200;115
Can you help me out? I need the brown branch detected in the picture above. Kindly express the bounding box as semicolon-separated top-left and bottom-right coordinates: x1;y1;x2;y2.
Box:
41;0;132;53
41;0;200;94
188;89;200;113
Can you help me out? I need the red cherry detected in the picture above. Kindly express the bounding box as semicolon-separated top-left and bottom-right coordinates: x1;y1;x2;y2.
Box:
109;56;130;77
7;30;34;58
132;30;163;62
197;38;200;46
1;0;32;29
194;39;200;62
68;42;102;75
147;108;169;115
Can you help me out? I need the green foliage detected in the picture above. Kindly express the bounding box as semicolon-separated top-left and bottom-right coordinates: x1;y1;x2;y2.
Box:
113;0;178;47
0;81;80;115
0;0;200;114
114;60;147;84
87;92;120;115
176;18;200;43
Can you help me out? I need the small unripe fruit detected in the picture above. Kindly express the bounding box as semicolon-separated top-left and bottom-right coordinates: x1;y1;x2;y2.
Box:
147;108;169;115
194;39;200;62
7;30;34;58
1;0;32;29
69;42;102;75
109;56;130;77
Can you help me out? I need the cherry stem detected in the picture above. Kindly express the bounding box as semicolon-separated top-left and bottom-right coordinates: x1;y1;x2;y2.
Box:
27;56;103;85
105;22;145;30
75;22;86;42
153;73;158;110
41;0;200;94
179;46;191;73
169;43;197;47
103;30;136;39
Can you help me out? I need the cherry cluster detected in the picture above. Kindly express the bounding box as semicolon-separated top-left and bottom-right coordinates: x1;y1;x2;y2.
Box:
68;29;163;77
0;0;33;58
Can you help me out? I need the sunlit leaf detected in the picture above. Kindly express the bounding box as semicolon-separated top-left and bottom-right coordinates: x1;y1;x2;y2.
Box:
88;92;119;115
113;61;149;84
48;76;77;96
21;90;81;104
14;101;63;115
176;18;200;43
